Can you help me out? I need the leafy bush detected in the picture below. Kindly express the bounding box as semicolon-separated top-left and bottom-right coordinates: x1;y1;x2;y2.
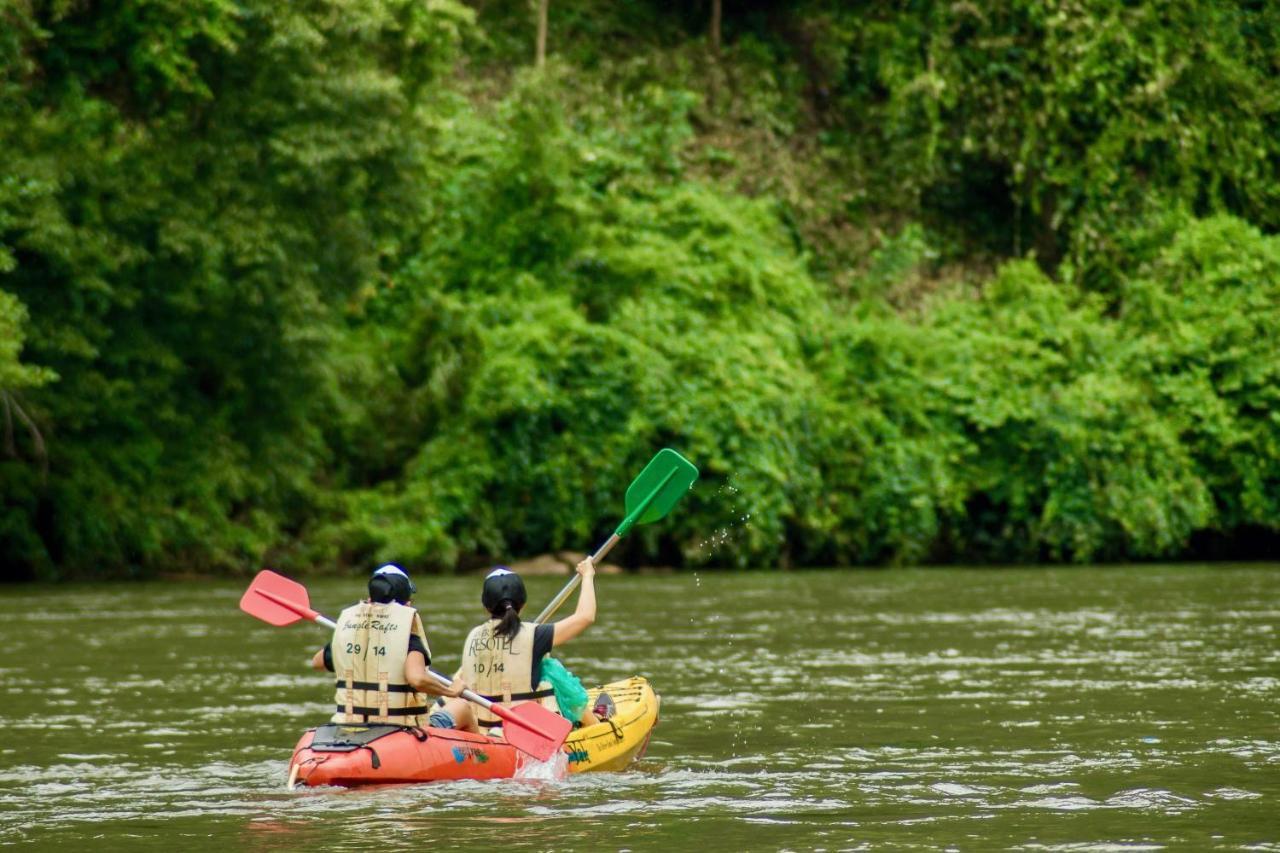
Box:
1121;216;1280;535
318;77;826;570
923;261;1212;561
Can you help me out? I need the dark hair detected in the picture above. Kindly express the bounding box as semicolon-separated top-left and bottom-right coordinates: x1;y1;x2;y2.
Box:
492;599;522;640
481;568;526;640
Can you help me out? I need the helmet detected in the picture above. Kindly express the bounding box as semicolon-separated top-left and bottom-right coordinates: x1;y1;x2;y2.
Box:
481;566;526;614
368;564;416;605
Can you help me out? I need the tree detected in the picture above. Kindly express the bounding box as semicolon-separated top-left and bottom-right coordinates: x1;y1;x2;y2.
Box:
536;0;550;66
0;0;473;578
710;0;722;57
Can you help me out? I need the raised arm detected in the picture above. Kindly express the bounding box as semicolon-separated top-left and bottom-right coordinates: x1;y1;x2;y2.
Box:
551;558;597;647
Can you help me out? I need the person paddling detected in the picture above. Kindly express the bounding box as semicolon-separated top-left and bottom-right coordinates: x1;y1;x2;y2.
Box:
311;564;464;726
430;558;602;734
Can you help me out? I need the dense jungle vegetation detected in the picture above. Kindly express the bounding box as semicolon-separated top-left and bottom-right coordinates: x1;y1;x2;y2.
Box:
2;1;1279;580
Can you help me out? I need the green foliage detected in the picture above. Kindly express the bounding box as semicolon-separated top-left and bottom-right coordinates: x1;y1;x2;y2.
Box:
799;0;1280;281
0;290;54;392
0;0;472;579
313;61;1280;570
317;76;824;570
924;261;1212;561
3;1;1278;578
804;308;965;565
1121;217;1280;532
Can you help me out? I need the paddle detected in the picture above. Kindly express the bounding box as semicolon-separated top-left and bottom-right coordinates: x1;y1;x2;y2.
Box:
533;447;699;625
239;570;572;762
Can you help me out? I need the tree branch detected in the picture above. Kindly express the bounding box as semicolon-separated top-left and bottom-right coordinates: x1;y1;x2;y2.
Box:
1;391;13;457
4;391;48;478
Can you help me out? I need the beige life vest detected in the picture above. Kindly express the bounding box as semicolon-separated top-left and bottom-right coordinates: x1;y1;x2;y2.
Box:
459;618;557;728
330;601;431;727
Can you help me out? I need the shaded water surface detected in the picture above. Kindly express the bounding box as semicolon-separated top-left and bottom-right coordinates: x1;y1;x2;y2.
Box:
1;566;1276;850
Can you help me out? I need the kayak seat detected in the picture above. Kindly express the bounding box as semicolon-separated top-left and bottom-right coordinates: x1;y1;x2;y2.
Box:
309;723;423;753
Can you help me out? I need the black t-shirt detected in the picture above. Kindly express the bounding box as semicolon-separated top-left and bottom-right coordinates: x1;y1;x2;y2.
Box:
322;634;429;673
530;623;555;687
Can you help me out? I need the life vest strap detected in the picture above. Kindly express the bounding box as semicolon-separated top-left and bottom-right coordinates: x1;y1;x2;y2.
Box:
334;680;418;693
477;688;554;703
475;687;558;728
335;705;430;719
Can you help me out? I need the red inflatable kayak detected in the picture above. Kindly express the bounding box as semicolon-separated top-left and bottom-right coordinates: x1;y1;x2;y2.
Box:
287;676;659;787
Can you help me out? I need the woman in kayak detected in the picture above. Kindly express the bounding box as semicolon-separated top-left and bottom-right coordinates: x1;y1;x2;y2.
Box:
430;557;601;733
311;564;464;726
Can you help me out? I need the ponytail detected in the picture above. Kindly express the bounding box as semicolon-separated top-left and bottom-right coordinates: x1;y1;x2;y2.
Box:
492;600;522;639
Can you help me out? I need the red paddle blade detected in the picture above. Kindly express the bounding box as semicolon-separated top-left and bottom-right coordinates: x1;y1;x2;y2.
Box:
498;702;574;762
239;570;315;626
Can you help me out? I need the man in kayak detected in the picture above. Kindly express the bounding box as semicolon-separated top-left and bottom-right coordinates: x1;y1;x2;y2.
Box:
428;557;606;733
310;564;464;726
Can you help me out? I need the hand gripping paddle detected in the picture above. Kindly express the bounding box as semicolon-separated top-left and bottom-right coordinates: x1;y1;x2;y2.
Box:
532;447;699;624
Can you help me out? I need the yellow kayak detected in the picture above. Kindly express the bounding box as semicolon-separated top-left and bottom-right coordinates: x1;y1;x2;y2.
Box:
567;676;662;773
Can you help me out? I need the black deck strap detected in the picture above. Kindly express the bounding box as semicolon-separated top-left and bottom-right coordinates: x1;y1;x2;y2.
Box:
477;688;555;703
332;705;429;718
334;680;416;693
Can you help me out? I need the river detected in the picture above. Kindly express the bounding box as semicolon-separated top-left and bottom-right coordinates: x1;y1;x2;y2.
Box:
1;565;1276;850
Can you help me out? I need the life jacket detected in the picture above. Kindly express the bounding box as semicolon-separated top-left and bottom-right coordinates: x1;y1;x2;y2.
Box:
330;601;431;727
458;618;557;728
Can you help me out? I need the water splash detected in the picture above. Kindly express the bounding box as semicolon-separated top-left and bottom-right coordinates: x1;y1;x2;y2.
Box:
513;750;568;782
689;481;752;559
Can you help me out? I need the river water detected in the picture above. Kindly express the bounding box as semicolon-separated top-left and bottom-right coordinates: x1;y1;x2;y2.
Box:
1;565;1276;850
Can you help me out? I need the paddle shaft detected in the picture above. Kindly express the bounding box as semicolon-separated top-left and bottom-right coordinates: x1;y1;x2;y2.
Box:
532;533;619;625
258;588;511;717
532;463;682;625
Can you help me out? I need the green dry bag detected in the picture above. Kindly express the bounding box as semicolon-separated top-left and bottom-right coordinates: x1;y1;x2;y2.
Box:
540;657;588;720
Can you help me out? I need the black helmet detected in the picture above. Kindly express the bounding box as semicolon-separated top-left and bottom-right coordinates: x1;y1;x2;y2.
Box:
368;564;416;605
481;567;526;614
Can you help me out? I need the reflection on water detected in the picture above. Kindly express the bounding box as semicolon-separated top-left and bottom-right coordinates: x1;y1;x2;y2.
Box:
1;566;1277;850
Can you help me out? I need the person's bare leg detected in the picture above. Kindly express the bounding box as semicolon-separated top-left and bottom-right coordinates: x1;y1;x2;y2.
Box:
439;698;480;733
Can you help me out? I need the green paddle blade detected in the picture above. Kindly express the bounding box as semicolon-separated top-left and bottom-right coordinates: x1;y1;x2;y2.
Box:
615;448;699;537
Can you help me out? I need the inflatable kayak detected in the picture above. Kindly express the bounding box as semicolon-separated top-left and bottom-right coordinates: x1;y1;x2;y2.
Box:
287;676;659;787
